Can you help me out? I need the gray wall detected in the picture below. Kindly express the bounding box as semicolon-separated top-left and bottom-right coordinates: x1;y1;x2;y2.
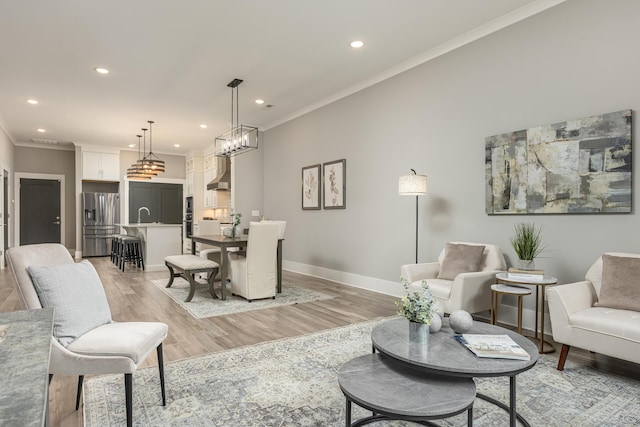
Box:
15;146;76;248
252;0;640;296
0;128;15;247
234;140;264;228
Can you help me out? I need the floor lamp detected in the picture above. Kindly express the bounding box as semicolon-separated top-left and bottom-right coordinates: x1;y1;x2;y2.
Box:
398;169;428;263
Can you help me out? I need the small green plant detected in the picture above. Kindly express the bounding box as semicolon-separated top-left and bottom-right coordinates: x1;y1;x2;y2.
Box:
230;212;242;238
510;223;544;261
396;277;433;324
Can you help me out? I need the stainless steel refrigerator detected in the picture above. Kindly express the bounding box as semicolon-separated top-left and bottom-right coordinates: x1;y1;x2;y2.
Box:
82;192;120;257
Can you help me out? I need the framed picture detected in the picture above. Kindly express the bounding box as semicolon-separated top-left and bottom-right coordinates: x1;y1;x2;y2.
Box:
323;159;346;209
485;109;632;214
302;164;321;210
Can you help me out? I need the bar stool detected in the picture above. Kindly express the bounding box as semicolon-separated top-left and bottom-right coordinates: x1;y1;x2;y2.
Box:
491;283;531;335
111;234;127;266
119;236;144;271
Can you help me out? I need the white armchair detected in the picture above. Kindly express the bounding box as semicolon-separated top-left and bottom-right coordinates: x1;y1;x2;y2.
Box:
228;221;280;301
547;252;640;370
6;243;168;427
401;242;506;315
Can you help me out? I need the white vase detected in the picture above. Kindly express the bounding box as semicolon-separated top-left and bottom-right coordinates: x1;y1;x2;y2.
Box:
409;321;429;344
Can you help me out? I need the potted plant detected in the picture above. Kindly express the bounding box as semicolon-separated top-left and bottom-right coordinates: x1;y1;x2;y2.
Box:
510;222;544;270
397;277;433;343
230;212;242;239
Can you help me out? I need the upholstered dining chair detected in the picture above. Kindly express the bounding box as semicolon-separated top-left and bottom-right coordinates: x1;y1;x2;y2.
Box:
228;221;280;301
197;219;221;279
401;241;507;315
6;243;168;427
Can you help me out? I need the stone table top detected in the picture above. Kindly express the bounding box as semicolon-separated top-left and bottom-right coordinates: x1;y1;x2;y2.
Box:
0;308;53;427
338;353;476;419
371;317;539;377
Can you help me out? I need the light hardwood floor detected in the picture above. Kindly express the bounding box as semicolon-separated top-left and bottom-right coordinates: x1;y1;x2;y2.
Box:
1;256;639;426
0;256;398;426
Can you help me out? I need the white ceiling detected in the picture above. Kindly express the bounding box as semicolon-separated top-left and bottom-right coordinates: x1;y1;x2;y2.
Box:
0;0;562;155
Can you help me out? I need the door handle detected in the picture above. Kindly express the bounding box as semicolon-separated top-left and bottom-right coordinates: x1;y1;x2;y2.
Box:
53;221;61;225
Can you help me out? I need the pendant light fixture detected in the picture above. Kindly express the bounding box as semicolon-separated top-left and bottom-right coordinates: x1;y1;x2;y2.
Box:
215;78;258;157
127;134;152;180
142;120;165;174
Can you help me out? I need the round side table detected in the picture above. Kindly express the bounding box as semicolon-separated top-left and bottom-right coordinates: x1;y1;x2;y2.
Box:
491;284;532;335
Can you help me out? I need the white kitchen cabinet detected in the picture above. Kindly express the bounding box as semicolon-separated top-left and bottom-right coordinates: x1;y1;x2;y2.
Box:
83;151;120;181
185;172;194;196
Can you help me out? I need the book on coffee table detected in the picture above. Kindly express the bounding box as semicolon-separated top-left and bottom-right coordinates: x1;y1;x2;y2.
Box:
506;267;545;282
456;334;530;361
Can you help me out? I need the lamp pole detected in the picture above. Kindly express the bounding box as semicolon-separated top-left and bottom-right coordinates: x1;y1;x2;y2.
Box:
398;169;428;264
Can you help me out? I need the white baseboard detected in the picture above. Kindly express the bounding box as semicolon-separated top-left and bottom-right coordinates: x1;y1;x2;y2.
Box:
283;260;402;297
283;259;553;335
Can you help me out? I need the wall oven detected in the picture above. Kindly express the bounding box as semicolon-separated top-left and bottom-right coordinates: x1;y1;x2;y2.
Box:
185;196;193;238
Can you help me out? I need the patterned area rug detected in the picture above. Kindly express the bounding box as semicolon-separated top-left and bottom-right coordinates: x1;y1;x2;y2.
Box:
84;318;640;426
150;278;334;318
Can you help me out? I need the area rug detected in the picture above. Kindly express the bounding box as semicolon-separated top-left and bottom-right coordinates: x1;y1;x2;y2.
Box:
150;278;334;319
84;318;640;426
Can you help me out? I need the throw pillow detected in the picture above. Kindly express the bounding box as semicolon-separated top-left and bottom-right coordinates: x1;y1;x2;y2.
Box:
594;254;640;311
437;243;485;280
28;260;112;347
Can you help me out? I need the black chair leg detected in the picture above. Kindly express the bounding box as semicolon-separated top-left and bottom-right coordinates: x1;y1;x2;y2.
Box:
76;375;84;410
157;343;166;406
125;373;133;427
49;374;53;385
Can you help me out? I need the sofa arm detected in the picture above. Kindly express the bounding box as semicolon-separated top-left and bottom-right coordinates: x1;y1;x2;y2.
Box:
400;262;440;283
547;280;597;344
448;270;501;314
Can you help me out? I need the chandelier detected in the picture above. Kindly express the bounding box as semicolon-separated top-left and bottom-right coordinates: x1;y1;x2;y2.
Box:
215;78;258;157
126;133;152;180
126;120;165;179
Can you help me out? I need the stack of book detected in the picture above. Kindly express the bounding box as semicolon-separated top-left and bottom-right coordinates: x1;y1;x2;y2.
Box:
507;267;544;282
455;334;530;360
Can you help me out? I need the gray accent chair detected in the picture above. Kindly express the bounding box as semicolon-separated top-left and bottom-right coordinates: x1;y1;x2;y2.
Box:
6;243;168;427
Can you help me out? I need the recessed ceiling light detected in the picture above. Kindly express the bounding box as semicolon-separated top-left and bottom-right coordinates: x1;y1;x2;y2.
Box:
174;144;181;148
350;40;364;48
26;99;38;105
128;143;136;148
95;67;109;74
200;124;207;129
255;99;265;105
36;128;46;133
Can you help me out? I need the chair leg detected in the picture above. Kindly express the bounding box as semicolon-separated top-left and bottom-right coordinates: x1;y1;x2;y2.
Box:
184;272;197;302
557;344;570;371
49;374;53;385
125;373;133;427
157;343;166;406
165;264;176;288
76;375;84;410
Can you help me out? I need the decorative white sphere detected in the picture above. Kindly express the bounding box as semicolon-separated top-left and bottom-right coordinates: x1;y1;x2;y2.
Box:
449;310;473;334
429;314;442;333
432;301;444;319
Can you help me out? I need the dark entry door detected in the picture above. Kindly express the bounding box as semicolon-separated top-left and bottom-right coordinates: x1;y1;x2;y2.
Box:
20;178;61;245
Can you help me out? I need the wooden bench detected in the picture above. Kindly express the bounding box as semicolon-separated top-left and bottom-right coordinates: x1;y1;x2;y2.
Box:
164;255;220;302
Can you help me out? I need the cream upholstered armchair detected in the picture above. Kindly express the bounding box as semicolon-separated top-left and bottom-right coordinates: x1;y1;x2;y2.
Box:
6;243;168;427
401;242;507;315
228;221;280;301
548;252;640;371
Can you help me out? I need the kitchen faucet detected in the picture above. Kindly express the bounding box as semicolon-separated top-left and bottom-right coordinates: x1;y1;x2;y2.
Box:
137;206;150;223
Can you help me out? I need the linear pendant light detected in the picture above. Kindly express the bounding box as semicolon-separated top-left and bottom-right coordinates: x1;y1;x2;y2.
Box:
215;78;258;157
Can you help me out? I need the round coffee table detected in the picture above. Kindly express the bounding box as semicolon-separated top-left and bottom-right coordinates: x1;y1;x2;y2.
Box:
338;353;476;426
371;317;539;427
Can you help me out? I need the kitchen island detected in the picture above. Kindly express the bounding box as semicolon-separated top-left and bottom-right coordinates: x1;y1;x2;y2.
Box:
119;223;182;272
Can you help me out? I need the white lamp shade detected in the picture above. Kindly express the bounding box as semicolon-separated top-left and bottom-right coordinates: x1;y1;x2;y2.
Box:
398;174;427;196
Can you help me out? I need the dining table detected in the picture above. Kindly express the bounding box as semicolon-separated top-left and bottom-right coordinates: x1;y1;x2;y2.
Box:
190;234;284;300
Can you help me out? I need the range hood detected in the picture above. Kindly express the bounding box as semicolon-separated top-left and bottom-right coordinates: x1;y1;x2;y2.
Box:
207;157;231;191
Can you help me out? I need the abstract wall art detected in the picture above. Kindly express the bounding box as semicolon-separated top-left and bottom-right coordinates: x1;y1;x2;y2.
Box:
485;110;632;214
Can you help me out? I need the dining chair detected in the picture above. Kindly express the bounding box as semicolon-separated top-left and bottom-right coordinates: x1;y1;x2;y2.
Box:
197;219;222;279
228;221;280;301
6;243;168;427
